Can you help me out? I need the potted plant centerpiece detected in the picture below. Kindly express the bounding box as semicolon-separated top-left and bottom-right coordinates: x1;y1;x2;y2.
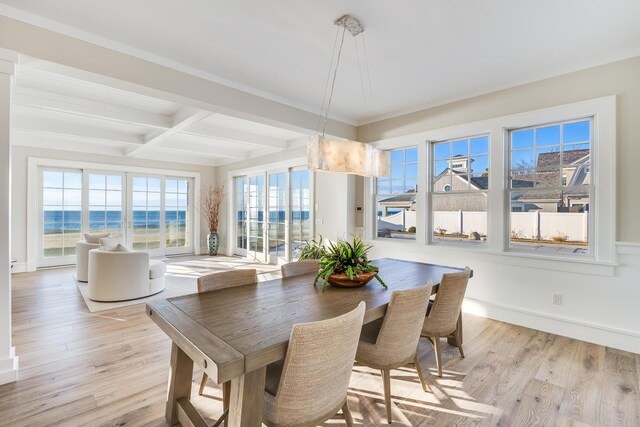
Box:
313;236;387;290
198;184;225;256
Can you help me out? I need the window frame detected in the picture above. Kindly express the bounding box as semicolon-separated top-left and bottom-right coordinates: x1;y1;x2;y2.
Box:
366;96;616;271
374;146;419;241
506;117;594;258
428;134;491;248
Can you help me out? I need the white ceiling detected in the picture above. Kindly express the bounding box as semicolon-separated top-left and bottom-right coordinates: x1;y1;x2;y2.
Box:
1;0;640;125
11;59;307;166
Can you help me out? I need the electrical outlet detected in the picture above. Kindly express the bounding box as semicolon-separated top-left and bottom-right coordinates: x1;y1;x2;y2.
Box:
552;294;563;305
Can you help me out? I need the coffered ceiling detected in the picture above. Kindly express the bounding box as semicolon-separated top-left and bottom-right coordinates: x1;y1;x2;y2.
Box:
11;58;307;166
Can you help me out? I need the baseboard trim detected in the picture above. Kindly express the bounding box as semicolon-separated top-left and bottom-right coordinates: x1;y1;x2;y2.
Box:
463;298;640;354
0;347;19;385
10;262;27;273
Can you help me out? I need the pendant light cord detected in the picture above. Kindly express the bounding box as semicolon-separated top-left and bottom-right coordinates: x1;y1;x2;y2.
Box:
317;27;340;134
320;26;346;137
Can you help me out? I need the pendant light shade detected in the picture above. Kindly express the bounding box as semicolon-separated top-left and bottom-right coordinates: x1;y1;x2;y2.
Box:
307;135;389;178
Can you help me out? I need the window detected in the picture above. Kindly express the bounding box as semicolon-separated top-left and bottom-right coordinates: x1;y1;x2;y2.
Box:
38;167;195;266
165;178;190;249
268;172;286;261
89;173;123;236
42;169;82;260
376;147;418;239
508;118;592;255
431;136;489;245
290;169;311;258
234;176;248;252
132;176;162;250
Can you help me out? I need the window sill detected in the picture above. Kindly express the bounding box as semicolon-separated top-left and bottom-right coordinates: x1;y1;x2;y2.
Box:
366;237;616;277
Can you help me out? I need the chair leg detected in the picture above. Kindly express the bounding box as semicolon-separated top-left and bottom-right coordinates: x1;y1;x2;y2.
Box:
454;328;465;359
198;372;208;396
381;369;392;424
342;400;354;427
433;336;443;377
414;353;428;392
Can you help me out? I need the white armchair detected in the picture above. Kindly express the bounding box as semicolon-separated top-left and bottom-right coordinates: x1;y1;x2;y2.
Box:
87;248;166;302
76;241;100;282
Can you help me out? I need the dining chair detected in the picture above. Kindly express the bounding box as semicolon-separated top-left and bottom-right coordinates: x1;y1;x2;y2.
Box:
280;260;320;278
355;284;432;424
196;268;258;425
421;267;471;377
263;301;366;427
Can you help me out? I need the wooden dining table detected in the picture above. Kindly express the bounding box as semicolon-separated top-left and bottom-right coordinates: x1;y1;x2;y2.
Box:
146;258;471;427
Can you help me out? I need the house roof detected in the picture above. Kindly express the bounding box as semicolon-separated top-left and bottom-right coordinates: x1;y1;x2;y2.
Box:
378;194;417;204
537;149;589;168
437;170;533;190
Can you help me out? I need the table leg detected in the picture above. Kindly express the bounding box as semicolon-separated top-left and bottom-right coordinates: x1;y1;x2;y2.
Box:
165;342;194;425
227;366;266;427
447;313;463;347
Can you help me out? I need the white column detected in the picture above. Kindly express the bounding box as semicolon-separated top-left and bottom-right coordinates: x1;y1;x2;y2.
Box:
0;48;18;385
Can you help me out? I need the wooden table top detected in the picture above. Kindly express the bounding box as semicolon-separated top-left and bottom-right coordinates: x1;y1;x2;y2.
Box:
147;258;469;382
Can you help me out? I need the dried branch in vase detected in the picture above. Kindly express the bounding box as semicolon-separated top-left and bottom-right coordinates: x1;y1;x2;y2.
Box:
199;184;225;233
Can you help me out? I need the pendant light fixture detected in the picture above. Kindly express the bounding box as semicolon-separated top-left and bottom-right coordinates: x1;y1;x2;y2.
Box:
307;14;389;178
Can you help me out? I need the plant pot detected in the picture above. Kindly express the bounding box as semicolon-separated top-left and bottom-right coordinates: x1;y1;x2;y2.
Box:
207;232;219;256
327;270;378;288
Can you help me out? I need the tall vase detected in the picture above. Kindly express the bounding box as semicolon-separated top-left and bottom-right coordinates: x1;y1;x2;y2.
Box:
207;231;219;256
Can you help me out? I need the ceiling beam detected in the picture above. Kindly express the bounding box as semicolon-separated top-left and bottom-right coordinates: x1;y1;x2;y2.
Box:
151;145;248;160
12;86;172;129
12;116;144;145
183;122;288;150
126;108;211;157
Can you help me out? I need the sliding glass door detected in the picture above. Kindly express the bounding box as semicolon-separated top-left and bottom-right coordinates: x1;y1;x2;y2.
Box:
233;167;312;264
39;168;194;267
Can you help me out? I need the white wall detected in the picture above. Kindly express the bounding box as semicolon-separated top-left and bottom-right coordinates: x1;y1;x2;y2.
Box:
11;145;216;271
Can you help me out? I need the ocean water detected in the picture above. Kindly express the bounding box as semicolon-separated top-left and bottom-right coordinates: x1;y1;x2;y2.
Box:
237;211;310;221
43;210;186;233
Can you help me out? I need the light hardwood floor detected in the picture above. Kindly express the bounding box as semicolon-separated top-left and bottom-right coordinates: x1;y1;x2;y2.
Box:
2;257;639;426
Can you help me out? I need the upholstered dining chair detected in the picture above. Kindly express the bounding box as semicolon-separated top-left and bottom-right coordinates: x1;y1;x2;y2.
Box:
262;302;366;427
280;260;320;278
196;269;258;425
355;284;432;424
421;267;471;377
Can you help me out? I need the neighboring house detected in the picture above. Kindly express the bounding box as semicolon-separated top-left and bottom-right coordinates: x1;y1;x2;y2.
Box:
511;149;590;212
377;148;590;236
378;191;416;216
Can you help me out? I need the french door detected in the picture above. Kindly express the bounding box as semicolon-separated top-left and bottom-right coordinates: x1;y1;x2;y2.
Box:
268;171;288;264
87;171;126;241
246;174;266;262
39;168;194;267
233;167;311;264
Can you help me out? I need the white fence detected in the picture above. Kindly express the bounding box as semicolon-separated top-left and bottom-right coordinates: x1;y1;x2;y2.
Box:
512;211;588;242
432;211;488;236
379;210;589;242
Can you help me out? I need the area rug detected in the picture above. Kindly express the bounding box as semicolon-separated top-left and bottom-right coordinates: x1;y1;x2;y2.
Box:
76;255;281;313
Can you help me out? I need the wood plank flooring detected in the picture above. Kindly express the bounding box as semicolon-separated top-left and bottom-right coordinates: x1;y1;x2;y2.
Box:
1;257;639;426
